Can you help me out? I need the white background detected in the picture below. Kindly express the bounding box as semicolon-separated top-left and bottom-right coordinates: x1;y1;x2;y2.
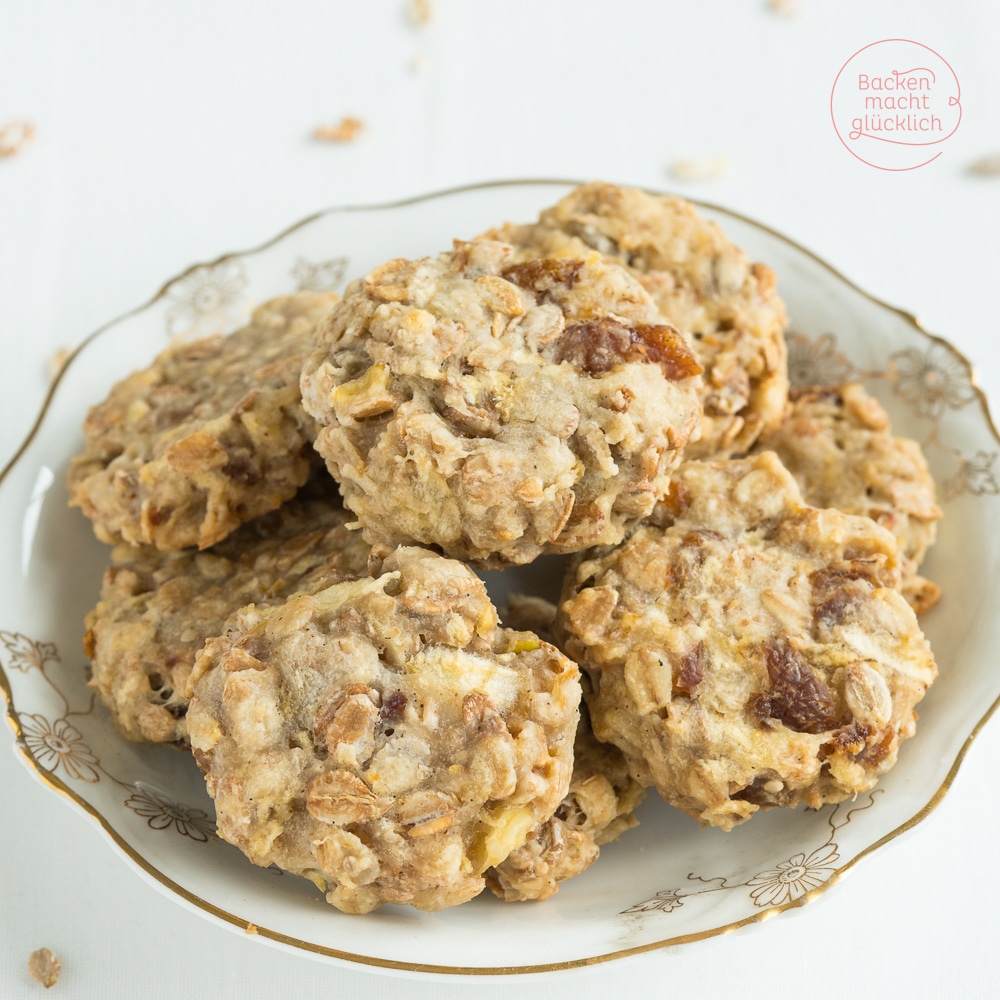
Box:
2;1;999;996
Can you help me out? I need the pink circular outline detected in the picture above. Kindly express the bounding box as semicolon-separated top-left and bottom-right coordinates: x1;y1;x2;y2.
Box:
829;38;962;172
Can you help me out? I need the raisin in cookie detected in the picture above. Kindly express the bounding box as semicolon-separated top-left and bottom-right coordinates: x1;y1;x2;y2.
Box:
300;240;703;568
482;182;788;459
186;547;581;913
85;480;367;746
69;292;338;550
752;383;943;613
559;452;938;831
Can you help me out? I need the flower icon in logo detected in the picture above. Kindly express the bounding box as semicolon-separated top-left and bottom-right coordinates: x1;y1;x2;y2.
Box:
746;843;839;908
889;342;975;420
785;332;855;390
21;714;100;783
164;260;250;340
124;784;215;842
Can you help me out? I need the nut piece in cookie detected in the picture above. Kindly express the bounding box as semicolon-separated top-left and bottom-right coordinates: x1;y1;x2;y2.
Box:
85;480;367;746
300;240;703;567
752;383;943;613
482;181;789;459
68;292;338;551
186;547;581;913
559;452;938;831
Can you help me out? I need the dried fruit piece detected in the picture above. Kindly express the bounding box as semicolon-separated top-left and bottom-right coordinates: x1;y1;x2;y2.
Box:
673;641;705;696
501;258;584;293
753;640;838;734
554;318;703;381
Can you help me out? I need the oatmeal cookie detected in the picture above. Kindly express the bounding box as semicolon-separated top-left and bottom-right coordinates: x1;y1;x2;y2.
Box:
85;480;367;746
186;547;581;913
482;182;788;458
68;292;338;550
560;452;938;831
300;240;703;567
752;383;942;613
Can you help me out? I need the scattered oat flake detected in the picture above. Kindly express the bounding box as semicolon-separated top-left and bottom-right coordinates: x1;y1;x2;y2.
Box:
669;155;730;182
967;154;1000;177
0;120;35;158
245;922;259;935
408;0;433;25
28;948;61;989
313;117;364;143
48;347;72;381
767;0;799;16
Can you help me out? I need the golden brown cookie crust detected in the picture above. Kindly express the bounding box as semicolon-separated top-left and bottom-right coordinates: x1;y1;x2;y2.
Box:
68;292;338;551
559;453;937;831
300;240;703;568
482;182;788;459
187;547;581;913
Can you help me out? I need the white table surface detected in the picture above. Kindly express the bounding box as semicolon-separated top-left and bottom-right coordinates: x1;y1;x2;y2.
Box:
2;1;999;995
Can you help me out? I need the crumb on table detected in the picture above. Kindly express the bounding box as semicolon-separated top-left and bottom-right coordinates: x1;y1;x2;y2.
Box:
0;120;35;158
407;0;433;25
766;0;799;16
313;117;365;143
28;948;61;989
669;155;729;182
967;154;1000;177
49;347;72;381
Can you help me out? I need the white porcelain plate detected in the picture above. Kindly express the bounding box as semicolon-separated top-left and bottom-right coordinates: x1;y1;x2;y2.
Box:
2;180;998;976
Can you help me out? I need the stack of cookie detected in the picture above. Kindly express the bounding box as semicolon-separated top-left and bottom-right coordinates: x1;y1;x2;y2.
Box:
69;182;941;913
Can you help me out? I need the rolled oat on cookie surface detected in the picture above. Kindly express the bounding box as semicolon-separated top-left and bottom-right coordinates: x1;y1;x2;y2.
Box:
481;181;788;459
752;383;943;614
68;291;338;551
85;477;367;746
559;452;937;832
300;239;703;568
186;546;581;913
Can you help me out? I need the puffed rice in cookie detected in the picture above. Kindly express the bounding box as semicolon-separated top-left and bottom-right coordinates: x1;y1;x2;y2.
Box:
559;452;938;831
300;239;703;567
482;182;788;458
68;292;338;550
85;479;367;745
186;546;581;913
752;383;943;613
